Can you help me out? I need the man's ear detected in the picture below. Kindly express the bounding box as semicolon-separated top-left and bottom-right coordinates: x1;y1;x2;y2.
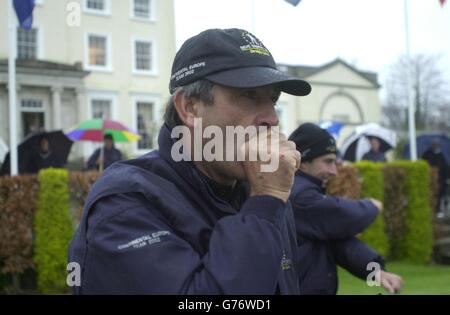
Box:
299;161;309;172
173;90;201;128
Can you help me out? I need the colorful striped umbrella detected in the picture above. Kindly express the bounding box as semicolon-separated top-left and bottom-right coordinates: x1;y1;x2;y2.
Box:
66;119;141;143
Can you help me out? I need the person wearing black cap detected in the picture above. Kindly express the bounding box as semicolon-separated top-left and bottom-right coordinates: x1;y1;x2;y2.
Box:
69;28;310;294
289;123;403;294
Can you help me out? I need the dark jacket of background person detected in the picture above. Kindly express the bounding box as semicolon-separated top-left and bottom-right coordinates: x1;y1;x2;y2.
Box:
422;146;449;213
26;150;63;173
422;147;448;181
86;146;123;170
26;136;64;173
290;171;385;294
362;150;387;162
68;125;300;294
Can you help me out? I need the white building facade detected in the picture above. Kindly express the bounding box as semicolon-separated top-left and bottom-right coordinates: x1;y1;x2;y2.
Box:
0;0;176;164
277;59;382;146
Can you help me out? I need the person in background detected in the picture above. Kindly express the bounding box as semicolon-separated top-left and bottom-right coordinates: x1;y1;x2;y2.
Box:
289;123;403;295
27;134;63;173
422;139;449;218
86;134;123;171
362;137;387;162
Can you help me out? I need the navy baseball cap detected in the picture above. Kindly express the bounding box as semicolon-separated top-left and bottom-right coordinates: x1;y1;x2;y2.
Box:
169;28;311;96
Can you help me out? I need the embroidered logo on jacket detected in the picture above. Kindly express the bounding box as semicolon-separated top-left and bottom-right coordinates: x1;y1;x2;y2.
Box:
117;231;171;250
281;254;292;270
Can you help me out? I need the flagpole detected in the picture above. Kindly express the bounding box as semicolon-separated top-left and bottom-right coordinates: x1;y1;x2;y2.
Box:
8;0;19;175
404;0;417;161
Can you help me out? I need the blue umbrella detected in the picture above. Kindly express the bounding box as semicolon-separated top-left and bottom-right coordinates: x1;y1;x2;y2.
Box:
403;132;450;165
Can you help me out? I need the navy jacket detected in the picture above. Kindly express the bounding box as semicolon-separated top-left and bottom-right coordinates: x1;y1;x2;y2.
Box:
86;146;123;171
362;150;386;162
290;171;385;294
68;124;300;294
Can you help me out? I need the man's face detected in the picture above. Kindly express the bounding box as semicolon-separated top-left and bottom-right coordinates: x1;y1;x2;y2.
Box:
40;138;49;153
104;139;113;150
431;141;440;152
370;138;380;152
195;84;281;183
300;153;337;183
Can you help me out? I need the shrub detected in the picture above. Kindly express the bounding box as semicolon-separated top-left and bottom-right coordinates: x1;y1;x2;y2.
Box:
68;171;99;223
0;175;38;274
354;161;389;258
327;165;361;199
34;168;74;294
387;161;433;263
382;165;408;259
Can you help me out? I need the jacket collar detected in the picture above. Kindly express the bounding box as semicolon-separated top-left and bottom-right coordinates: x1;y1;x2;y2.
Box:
296;170;326;193
158;124;246;214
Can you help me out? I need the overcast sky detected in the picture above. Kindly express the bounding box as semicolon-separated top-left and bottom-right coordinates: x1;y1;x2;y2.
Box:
174;0;450;98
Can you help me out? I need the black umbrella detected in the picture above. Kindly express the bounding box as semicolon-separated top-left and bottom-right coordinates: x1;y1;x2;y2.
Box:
403;132;450;165
0;130;73;176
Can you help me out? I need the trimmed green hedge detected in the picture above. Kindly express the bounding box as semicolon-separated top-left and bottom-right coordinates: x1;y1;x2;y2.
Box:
354;161;389;258
0;161;437;293
382;165;408;260
34;168;74;294
386;161;433;263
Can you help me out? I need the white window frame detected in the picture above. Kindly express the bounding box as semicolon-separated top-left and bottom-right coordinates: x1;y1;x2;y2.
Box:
83;0;111;16
87;91;118;120
19;96;49;140
84;32;113;72
131;93;161;154
84;90;118;158
17;24;44;60
131;37;157;76
130;0;156;22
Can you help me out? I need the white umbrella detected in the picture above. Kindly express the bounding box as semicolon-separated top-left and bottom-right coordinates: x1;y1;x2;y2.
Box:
341;123;397;161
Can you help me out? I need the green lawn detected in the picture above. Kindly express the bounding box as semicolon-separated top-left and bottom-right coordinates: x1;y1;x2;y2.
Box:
338;262;450;295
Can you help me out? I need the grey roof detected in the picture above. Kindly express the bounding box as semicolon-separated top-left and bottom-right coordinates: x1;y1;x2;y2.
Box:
0;59;89;78
277;58;380;88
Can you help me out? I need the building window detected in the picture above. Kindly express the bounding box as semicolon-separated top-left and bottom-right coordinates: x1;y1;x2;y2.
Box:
84;0;110;14
89;35;106;67
87;0;105;11
17;28;38;59
20;99;45;139
133;40;153;73
87;34;111;70
91;99;112;119
133;0;152;20
136;101;155;150
21;99;43;110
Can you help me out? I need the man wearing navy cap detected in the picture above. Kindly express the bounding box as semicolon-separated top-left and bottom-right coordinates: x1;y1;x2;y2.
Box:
289;123;403;294
69;28;310;294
